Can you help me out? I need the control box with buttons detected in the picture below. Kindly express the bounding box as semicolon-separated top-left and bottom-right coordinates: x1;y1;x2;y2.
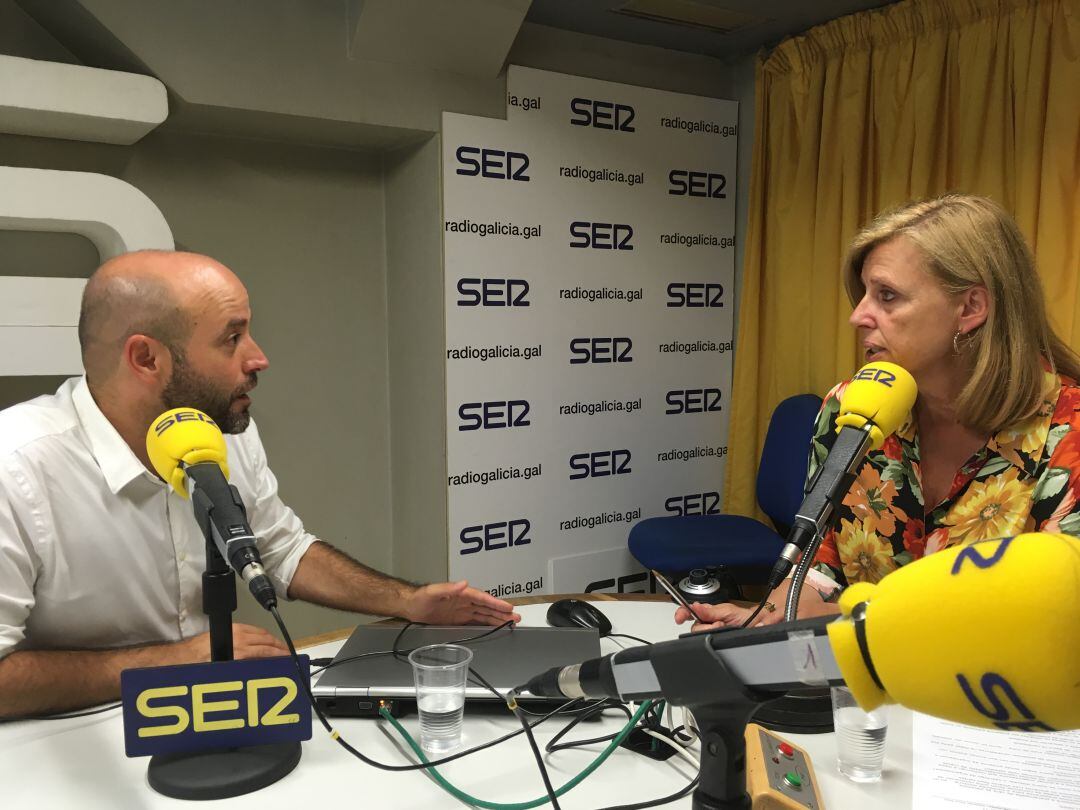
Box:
744;722;824;810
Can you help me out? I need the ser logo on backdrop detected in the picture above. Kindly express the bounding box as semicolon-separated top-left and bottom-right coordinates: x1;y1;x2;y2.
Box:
665;388;722;415
569;449;632;480
585;571;651;594
667;283;724;308
458;400;530;431
668;170;727;198
459;518;531;555
457;278;530;307
665;490;722;516
455;146;530;181
569;97;636;132
569;337;633;364
569;221;634;250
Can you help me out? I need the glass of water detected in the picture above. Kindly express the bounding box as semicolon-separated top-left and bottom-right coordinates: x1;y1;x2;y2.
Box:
831;686;888;782
408;644;473;754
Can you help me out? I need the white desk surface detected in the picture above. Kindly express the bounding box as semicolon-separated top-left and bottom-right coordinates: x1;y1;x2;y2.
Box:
0;601;912;809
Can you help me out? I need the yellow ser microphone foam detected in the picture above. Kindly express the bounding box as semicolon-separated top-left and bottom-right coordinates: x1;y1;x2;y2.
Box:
145;408;279;610
835;361;917;450
146;408;230;496
828;531;1080;731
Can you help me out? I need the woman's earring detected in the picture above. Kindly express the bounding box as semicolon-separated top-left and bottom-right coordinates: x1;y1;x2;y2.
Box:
953;329;963;354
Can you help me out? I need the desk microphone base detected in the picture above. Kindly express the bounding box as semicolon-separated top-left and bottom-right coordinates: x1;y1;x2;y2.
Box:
148;741;302;800
751;688;834;734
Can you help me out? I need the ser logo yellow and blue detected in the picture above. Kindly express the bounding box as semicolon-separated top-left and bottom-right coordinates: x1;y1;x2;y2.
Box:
120;656;312;757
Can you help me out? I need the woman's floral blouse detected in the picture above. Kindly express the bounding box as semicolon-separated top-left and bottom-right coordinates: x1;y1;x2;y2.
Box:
808;367;1080;586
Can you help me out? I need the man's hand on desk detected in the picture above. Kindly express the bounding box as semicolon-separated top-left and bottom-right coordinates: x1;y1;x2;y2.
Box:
181;623;289;661
0;624;290;718
403;581;522;627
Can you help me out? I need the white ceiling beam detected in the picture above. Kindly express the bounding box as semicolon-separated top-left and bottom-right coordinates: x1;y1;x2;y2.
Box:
0;54;167;144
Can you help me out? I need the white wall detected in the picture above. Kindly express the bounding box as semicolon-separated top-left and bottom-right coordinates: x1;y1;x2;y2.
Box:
0;128;391;637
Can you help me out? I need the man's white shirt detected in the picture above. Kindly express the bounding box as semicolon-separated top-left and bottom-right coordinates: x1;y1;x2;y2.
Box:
0;377;317;658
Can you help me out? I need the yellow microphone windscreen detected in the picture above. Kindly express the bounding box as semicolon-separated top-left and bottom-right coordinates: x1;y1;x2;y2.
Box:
835;362;917;449
145;408;230;498
828;532;1080;732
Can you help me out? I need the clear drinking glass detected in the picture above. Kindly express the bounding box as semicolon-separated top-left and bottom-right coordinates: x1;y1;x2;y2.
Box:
408;644;473;754
831;686;889;782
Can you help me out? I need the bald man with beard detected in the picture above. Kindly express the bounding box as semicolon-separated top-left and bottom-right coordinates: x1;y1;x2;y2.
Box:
0;250;519;718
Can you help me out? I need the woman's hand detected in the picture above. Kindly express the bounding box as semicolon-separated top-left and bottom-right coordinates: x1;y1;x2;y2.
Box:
674;600;784;632
673;578;841;632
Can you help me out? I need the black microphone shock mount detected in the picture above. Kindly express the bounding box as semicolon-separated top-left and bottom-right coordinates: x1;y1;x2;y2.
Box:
767;422;875;609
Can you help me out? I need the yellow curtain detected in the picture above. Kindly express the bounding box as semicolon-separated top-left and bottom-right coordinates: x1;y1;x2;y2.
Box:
725;0;1080;521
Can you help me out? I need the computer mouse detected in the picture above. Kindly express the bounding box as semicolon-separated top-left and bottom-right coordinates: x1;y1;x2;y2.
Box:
546;599;613;637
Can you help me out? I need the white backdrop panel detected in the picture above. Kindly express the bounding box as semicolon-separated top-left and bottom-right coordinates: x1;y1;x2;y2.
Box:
444;67;737;598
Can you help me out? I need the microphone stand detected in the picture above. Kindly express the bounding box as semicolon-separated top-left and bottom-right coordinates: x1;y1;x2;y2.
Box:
649;633;787;809
146;483;301;801
637;616;844;808
199;496;237;661
784;531;824;621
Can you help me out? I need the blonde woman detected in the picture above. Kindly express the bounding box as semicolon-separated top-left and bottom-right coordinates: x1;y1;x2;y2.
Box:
680;194;1080;630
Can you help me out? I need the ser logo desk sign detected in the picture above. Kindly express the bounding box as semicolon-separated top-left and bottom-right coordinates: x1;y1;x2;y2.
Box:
120;656;312;757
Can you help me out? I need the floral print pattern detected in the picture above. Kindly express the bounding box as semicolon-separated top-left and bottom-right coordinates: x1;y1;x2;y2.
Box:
808;367;1080;586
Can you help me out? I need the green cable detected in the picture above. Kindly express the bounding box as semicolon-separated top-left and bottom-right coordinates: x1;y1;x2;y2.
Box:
379;700;654;810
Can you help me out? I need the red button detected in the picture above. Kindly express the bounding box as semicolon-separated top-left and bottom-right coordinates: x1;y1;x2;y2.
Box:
778;742;795;758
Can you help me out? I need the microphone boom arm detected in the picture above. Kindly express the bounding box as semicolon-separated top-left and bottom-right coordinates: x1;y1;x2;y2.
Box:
523;618;846;809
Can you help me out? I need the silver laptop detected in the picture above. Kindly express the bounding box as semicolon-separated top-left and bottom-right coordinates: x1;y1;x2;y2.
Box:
312;624;601;717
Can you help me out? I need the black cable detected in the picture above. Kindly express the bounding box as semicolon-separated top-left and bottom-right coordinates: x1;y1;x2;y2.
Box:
457;667;561;810
459;656;507;702
545;700;633;753
606;633;652;646
270;606;573;772
473;669;570;810
274;607;690;810
595;776;700;810
739;594;770;629
644;700;665;725
515;701;563;810
21;702;122;721
390;621;414;659
310;649;397;677
514;698;609;718
311;620;514;676
276;608;673;808
304;613;561;810
670;725;695;744
391;622;522;698
372;619;621;770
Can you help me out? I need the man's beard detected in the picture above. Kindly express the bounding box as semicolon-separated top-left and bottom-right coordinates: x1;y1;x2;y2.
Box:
161;359;256;435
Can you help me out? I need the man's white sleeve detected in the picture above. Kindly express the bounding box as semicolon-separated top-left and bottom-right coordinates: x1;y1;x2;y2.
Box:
232;422;317;598
0;460;41;659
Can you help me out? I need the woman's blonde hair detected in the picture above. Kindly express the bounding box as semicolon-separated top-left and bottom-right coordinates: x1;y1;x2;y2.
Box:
843;194;1080;435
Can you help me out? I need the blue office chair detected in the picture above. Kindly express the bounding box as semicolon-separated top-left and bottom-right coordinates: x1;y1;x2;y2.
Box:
629;393;823;581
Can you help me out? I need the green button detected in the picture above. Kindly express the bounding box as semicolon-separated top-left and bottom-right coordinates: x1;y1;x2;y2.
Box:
784;772;803;789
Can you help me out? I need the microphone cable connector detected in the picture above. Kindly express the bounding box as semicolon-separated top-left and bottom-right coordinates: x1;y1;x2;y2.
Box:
240;561;278;610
